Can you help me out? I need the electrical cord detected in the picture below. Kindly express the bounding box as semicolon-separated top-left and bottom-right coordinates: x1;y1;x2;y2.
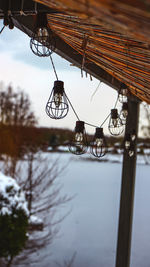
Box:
0;26;5;34
49;52;115;131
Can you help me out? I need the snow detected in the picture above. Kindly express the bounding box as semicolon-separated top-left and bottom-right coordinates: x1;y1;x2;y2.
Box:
0;172;29;216
29;215;43;225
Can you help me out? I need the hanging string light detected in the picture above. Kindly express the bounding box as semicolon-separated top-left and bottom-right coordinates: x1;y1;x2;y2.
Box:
124;133;131;150
119;83;128;103
45;80;69;119
120;102;128;125
124;132;136;157
69;121;88;155
90;127;107;158
128;144;135;157
108;109;124;136
30;13;55;57
130;129;136;141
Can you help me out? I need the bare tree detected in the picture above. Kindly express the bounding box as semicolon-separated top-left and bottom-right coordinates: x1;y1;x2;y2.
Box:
55;252;77;267
0;84;72;266
9;150;71;267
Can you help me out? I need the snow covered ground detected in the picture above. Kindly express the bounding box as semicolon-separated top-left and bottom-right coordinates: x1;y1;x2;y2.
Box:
15;152;150;267
1;152;150;267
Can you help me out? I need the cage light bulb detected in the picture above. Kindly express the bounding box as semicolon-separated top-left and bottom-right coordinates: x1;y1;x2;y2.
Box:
112;118;118;128
108;109;124;136
119;83;128;103
46;81;69;119
120;102;128;125
75;132;83;142
124;133;131;150
131;129;136;141
129;150;134;157
95;138;103;147
90;128;107;158
125;140;130;149
54;93;62;108
69;121;88;155
122;110;128;118
30;13;55;57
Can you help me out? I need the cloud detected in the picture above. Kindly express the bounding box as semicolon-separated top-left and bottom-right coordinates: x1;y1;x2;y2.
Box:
0;21;76;71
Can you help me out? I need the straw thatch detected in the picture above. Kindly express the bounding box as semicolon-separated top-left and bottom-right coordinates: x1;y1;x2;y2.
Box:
35;0;150;103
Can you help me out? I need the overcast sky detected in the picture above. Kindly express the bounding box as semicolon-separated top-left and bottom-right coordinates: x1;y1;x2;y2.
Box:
0;20;122;135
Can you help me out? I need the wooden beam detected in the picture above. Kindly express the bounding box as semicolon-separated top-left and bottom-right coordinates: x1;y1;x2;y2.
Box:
0;0;56;17
115;96;140;267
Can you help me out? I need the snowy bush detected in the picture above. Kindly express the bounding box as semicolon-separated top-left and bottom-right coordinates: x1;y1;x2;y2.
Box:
0;172;29;260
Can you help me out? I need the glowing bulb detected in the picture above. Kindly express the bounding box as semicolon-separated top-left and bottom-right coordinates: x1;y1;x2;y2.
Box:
46;81;69;119
90;128;107;158
75;132;83;142
108;109;124;136
69;121;88;155
30;13;55;57
125;141;130;149
119;83;128;103
112;118;118;128
37;27;49;43
129;150;134;157
122;110;128;118
54;93;62;108
95;138;103;147
131;130;136;141
124;133;131;150
120;102;128;125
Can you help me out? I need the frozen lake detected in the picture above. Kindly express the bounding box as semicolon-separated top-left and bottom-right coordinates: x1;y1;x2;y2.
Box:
16;153;150;267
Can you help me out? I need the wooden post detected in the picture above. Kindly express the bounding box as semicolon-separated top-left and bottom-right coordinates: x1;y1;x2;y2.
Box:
115;96;140;267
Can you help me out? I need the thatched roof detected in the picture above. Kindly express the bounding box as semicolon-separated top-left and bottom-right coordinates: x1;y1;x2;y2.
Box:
35;0;150;104
0;0;150;103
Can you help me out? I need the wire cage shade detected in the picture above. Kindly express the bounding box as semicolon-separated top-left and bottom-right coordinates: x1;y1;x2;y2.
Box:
30;13;55;57
45;81;69;119
120;102;128;125
119;83;128;103
108;109;124;136
90;127;107;158
69;121;88;155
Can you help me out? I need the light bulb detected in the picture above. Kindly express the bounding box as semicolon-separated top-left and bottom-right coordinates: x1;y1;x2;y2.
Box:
46;81;69;119
112;118;118;128
125;140;130;149
37;27;48;43
120;102;128;125
75;132;83;142
54;93;62;108
131;129;136;141
90;128;107;158
30;13;55;57
95;138;103;147
124;134;135;157
108;109;124;136
69;121;88;155
129;150;134;157
119;83;128;103
124;134;131;150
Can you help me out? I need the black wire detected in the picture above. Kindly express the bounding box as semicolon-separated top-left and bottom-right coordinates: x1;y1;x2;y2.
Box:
48;50;113;131
0;26;5;34
65;92;110;129
100;113;111;127
113;92;119;109
50;54;58;81
65;94;80;121
85;122;99;128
